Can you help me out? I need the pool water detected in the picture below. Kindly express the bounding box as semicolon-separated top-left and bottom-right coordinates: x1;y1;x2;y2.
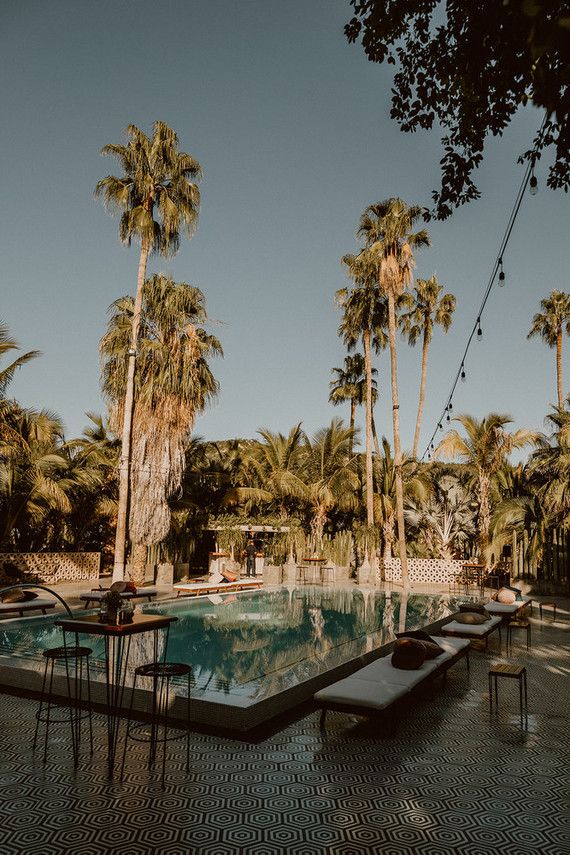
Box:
0;587;460;709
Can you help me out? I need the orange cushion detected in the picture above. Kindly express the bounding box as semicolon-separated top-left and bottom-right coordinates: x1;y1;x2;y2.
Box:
497;587;516;604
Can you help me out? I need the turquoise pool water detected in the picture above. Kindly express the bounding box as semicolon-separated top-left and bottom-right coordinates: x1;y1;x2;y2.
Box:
0;587;460;709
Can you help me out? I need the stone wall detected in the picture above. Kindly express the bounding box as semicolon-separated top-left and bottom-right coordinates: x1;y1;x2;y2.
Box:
0;552;101;583
380;557;465;585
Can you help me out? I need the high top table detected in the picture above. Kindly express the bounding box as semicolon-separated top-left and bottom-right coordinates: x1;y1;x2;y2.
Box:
55;612;177;777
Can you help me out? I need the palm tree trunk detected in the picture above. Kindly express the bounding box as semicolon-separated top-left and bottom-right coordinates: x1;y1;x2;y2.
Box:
130;541;148;588
412;327;429;459
556;330;563;409
387;291;409;587
113;237;150;582
371;412;381;457
363;329;374;526
349;398;356;456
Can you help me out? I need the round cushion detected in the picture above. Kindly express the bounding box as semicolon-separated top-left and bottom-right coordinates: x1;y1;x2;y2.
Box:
110;580;127;594
1;587;26;603
391;637;426;670
497;587;516;604
455;612;489;625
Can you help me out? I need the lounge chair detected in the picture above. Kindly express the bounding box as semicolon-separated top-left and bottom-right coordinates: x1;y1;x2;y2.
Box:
315;635;470;728
0;599;56;617
173;578;263;597
441;614;502;650
484;596;532;619
79;587;158;609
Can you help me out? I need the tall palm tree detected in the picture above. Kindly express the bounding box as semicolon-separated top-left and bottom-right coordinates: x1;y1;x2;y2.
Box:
329;353;377;456
373;437;427;560
357;199;430;586
435;413;537;558
527;290;570;409
336;260;388;527
0;322;40;400
95;121;202;580
100;274;221;585
400;275;456;458
527;397;570;528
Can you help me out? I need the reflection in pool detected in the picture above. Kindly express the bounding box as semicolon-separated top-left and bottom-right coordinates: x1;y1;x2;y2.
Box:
0;587;462;710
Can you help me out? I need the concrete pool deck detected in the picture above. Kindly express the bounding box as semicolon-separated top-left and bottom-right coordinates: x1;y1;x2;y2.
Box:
0;597;568;854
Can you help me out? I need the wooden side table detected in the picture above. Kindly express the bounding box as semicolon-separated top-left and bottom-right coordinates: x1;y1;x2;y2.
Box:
507;619;531;655
539;602;557;621
489;663;528;724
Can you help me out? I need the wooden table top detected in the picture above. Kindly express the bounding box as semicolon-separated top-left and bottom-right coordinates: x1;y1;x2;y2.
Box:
489;663;526;677
55;612;177;636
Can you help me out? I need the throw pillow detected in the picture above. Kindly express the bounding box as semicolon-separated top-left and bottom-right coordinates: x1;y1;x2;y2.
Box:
459;603;491;618
455;612;489;625
391;637;426;670
221;569;238;582
395;631;444;658
124;581;137;594
506;585;523;601
497;587;516;605
22;590;39;601
1;587;26;603
110;581;127;594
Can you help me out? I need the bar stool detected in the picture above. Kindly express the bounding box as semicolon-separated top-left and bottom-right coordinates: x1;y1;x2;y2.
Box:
121;661;191;787
539;601;557;621
507;619;531;655
33;645;94;768
489;663;528;726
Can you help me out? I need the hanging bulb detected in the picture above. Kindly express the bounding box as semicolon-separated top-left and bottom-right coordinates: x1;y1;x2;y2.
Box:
461;365;466;382
448;402;453;412
477;319;483;340
438;422;443;431
529;173;538;195
446;413;451;423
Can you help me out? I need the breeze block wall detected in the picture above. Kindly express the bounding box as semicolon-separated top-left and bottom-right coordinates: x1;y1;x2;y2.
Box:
0;552;101;583
380;557;466;585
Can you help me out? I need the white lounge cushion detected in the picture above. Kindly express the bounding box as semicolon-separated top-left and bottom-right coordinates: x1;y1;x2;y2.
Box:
314;676;408;711
428;635;470;655
442;615;501;636
354;655;443;688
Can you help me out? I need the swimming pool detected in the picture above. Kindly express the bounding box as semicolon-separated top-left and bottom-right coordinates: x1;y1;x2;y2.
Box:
0;587;461;729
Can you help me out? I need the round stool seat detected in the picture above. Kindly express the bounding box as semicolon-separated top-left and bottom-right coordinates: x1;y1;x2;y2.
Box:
43;645;92;660
135;661;191;679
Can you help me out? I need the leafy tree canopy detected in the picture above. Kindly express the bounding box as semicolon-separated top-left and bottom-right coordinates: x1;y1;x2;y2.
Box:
345;0;570;218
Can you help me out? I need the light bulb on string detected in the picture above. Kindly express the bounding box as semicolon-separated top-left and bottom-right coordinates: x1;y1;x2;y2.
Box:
448;402;453;412
529;171;538;195
438;422;443;431
477;318;483;340
446;412;451;422
498;258;505;286
460;364;466;382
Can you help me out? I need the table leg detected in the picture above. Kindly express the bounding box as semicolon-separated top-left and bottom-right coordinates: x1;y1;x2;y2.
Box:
104;633;132;778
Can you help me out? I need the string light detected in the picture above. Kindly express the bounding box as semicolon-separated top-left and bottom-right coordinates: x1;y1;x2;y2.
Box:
529;171;538;195
498;258;505;286
418;113;547;464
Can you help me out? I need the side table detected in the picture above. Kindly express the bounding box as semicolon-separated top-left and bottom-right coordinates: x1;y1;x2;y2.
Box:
539;602;557;621
489;663;528;725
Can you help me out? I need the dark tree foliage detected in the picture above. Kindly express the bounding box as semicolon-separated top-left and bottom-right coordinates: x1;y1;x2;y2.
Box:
345;0;570;219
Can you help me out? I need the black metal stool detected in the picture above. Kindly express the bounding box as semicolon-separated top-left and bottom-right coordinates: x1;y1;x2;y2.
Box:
33;645;94;767
539;601;557;621
121;661;191;787
507;619;531;655
489;663;528;726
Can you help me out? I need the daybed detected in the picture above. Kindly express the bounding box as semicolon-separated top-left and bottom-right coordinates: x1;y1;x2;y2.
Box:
314;635;470;728
79;587;158;609
441;614;502;650
0;599;56;617
485;596;533;619
174;579;263;597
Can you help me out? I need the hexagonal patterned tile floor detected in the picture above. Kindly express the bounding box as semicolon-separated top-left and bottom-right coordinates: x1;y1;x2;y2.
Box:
1;607;568;854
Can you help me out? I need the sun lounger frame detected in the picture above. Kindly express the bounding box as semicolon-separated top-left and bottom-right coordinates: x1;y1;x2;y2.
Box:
0;599;56;617
174;579;263;597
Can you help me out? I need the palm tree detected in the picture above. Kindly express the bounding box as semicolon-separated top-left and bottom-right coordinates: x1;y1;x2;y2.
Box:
400;275;456;458
100;274;221;585
329;353;377;456
0;323;40;400
527;290;570;409
298;419;359;551
527;397;570;528
435;413;537;558
356;199;430;587
373;437;427;560
95;121;202;580
336;260;388;527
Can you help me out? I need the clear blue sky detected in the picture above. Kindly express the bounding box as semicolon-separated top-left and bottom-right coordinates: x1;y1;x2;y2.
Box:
1;0;568;458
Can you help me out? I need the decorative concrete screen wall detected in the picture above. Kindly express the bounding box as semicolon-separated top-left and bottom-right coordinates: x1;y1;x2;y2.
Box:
380;558;465;585
0;552;101;583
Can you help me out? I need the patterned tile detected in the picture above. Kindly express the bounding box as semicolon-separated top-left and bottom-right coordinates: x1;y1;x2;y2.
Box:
0;610;569;854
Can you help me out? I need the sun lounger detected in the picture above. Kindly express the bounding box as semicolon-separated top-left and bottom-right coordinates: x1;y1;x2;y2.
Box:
174;579;263;597
484;596;532;618
79;587;158;609
0;598;56;617
441;614;502;650
315;635;470;728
